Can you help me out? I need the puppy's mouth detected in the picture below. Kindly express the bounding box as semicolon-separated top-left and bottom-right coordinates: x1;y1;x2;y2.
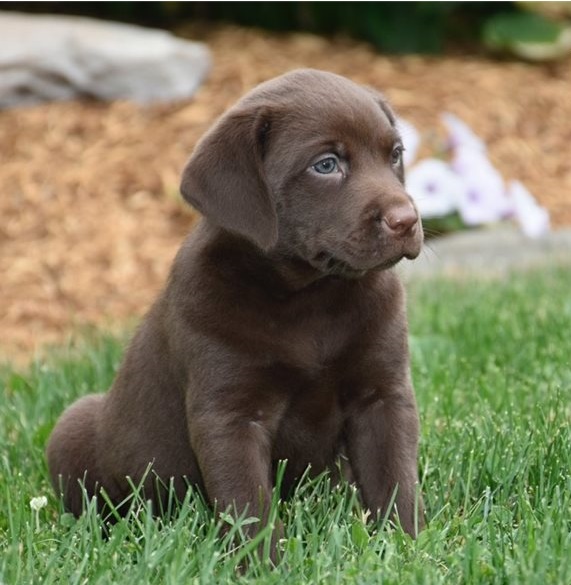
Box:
314;252;366;278
310;251;402;279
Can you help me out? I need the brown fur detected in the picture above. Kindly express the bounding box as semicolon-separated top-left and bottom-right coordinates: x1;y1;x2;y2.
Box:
46;69;424;545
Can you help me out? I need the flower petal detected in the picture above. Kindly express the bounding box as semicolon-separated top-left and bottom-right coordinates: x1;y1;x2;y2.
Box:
451;147;513;225
406;158;464;218
507;180;550;238
441;112;486;153
30;496;48;511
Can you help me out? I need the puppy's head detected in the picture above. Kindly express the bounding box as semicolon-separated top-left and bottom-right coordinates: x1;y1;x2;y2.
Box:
181;69;423;278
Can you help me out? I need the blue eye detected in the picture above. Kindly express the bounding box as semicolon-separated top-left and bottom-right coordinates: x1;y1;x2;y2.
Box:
391;145;404;166
312;157;339;174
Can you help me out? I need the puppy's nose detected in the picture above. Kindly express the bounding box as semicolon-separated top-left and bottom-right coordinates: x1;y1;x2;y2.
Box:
383;204;418;236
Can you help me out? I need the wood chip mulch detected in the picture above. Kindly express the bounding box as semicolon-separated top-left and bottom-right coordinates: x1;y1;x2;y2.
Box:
2;24;571;362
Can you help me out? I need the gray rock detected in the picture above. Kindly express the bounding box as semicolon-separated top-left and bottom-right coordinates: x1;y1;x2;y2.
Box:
398;227;571;281
0;11;211;108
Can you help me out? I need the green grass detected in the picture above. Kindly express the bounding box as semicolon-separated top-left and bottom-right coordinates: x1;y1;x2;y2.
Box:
1;266;570;584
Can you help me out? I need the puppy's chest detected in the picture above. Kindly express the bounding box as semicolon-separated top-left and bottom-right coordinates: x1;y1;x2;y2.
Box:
253;302;385;448
265;313;362;417
270;305;357;372
265;303;391;413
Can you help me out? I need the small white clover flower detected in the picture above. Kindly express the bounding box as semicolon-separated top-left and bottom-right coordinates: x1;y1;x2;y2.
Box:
30;495;48;532
30;496;48;512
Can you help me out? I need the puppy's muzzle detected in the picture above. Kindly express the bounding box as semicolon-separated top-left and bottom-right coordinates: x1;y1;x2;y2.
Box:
381;201;422;260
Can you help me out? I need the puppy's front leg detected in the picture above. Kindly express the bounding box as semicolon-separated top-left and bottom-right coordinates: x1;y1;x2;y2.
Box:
345;385;424;537
189;409;275;536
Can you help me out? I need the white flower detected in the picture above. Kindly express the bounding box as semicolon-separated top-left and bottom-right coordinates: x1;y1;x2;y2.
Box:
30;495;48;532
406;158;464;219
441;112;486;153
396;117;420;167
404;111;550;237
30;496;48;512
450;147;513;226
507;180;550;239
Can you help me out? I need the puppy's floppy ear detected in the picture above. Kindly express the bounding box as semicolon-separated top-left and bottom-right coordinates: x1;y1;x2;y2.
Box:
180;106;277;250
362;86;397;128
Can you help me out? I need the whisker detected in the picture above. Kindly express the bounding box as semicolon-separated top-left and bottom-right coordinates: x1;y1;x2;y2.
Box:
421;242;441;263
422;226;443;239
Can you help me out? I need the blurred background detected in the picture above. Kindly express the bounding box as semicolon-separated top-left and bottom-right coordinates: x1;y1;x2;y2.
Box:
4;1;571;55
1;1;570;361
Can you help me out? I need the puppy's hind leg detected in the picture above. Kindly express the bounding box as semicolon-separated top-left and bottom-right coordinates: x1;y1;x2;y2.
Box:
46;394;105;517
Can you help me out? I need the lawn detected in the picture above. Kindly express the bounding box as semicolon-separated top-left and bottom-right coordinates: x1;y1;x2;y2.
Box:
1;266;570;584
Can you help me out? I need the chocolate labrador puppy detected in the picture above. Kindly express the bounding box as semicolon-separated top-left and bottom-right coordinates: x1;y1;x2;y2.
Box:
47;69;424;542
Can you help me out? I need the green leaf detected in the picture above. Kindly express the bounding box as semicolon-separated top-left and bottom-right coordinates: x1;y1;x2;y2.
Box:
59;512;76;527
350;518;369;549
484;11;563;49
